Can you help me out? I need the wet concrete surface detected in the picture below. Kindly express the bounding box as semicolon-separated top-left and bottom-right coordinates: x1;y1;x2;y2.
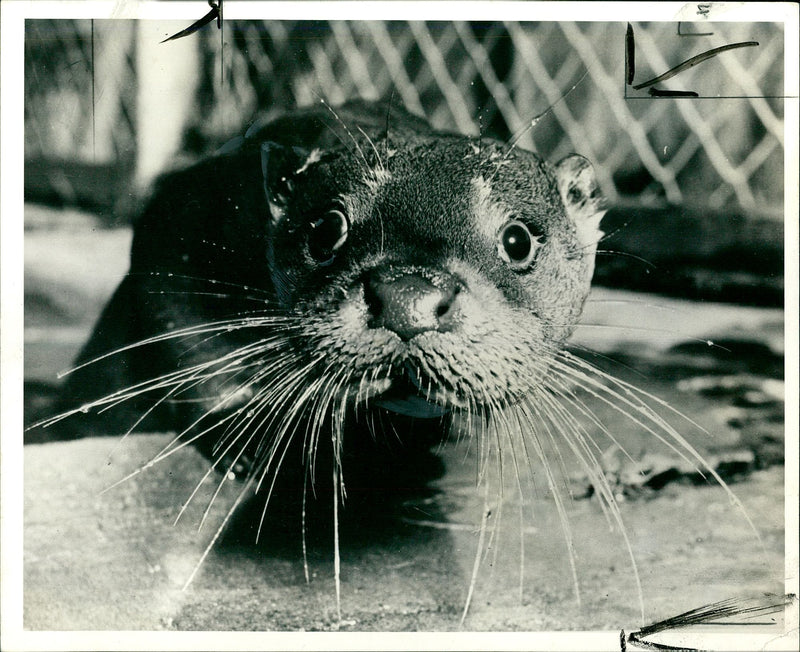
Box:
23;433;785;632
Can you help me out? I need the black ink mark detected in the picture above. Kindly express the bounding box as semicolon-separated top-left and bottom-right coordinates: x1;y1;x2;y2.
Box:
632;41;759;91
648;88;699;98
626;23;635;85
161;0;222;44
677;22;712;37
696;4;711;17
621;593;797;652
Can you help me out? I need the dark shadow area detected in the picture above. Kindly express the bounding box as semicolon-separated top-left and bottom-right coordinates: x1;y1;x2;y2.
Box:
215;411;451;556
594;206;783;307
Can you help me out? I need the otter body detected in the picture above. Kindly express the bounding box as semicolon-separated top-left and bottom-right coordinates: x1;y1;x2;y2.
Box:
60;99;605;513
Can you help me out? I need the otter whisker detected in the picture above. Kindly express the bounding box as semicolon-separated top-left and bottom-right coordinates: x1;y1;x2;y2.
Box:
561;351;711;434
300;376;338;478
138;341;295;433
181;472;258;592
532;389;647;623
328;376;356;622
129;270;274;298
460;475;492;627
37;333;293;432
302;471;311;584
481;394;514;487
302;373;344;495
515;400;583;607
194;402;300;535
145;289;272;304
545;367;640;467
523;394;578;500
250;368;329;492
317;96;370;173
543;377;614;475
557;352;763;544
582;296;687;313
247;362;350;528
594;249;658;269
332;451;343;621
146;362;281;467
300;375;347;494
55;315;292;380
535;390;616;527
332;383;352;489
517;490;526;603
571;324;731;353
170;322;305;368
566;344;649;382
550;355;707;474
250;374;339;543
99;409;242;498
458;396;511;601
485;401;519;572
300;363;353;486
491;401;533;606
31;365;191;429
357;125;385;172
499;66;589;163
192;431;262;533
172;415;256;528
210;349;316;457
161;350;274;411
66;347;260;427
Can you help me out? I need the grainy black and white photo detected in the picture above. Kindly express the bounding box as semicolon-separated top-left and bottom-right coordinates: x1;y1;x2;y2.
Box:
3;2;797;648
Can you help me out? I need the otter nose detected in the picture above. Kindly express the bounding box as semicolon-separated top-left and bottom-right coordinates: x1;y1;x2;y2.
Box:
365;268;463;340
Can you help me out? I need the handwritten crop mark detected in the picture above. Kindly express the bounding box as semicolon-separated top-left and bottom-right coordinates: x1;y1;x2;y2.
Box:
620;593;796;651
625;23;758;98
161;0;222;44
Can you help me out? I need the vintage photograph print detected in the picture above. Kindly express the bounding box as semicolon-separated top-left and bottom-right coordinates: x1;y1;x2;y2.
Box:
3;2;797;649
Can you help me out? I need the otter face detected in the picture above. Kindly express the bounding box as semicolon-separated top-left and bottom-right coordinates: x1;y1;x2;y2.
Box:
261;136;605;417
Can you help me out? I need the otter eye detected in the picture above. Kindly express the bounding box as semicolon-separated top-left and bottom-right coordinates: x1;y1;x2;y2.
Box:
308;209;349;265
497;219;543;269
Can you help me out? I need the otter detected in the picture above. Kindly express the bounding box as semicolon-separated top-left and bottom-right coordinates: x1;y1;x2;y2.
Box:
45;99;741;620
57;98;604;459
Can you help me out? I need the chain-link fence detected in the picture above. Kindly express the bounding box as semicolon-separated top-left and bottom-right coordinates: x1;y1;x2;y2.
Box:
25;19;786;218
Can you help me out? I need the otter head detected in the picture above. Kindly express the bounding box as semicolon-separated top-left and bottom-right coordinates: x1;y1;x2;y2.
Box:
260;134;605;419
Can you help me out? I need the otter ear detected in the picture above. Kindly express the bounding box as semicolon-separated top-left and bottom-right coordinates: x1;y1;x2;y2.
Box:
260;143;321;223
554;154;606;251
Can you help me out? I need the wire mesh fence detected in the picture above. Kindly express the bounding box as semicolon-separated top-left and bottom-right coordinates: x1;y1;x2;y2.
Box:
25;19;137;212
24;19;786;218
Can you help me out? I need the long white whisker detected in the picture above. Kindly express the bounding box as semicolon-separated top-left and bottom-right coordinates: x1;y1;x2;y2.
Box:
533;390;646;623
460;476;491;628
56;315;295;380
130;271;274;298
515;400;582;607
181;473;257;592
